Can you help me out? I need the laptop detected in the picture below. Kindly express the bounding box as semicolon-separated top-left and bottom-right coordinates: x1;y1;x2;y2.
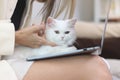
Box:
26;0;111;61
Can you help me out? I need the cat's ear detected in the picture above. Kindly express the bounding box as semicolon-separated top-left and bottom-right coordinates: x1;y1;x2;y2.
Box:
47;17;56;27
67;19;77;27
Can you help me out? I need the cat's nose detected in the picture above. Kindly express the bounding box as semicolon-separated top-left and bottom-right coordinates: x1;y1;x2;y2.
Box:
61;37;64;40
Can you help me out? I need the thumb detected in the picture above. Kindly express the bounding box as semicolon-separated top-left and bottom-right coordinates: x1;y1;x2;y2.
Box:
41;33;46;39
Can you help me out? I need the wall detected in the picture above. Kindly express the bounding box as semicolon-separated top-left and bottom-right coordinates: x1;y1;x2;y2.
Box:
74;0;94;21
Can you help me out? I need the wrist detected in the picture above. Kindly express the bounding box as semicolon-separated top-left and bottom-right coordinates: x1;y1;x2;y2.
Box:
15;31;22;45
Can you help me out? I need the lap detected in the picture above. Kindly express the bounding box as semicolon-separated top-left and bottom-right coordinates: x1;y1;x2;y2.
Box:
23;55;112;80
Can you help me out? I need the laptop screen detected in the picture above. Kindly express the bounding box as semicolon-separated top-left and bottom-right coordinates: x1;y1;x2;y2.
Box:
74;0;111;54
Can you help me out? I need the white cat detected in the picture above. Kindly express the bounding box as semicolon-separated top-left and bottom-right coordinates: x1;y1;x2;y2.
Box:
5;17;77;59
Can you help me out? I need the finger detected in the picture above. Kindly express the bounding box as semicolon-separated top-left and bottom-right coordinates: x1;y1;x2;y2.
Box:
44;41;57;47
32;24;35;26
41;33;46;39
37;35;56;46
38;30;44;36
41;22;46;30
40;22;44;25
38;22;46;36
30;24;45;33
39;21;44;25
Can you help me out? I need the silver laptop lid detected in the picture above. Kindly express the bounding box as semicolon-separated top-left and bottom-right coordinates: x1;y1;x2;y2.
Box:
100;0;112;54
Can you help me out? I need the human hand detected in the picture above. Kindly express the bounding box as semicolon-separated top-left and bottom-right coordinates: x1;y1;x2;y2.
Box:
15;23;56;48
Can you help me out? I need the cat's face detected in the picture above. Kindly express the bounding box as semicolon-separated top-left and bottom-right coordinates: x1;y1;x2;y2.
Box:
45;17;77;46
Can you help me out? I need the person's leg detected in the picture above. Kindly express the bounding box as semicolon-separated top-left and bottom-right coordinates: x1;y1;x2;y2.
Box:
23;55;112;80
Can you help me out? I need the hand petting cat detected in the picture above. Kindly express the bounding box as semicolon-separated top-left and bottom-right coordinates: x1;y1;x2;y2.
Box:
15;22;56;48
5;17;77;59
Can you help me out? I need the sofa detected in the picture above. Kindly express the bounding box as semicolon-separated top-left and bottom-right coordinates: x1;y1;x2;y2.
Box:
75;21;120;79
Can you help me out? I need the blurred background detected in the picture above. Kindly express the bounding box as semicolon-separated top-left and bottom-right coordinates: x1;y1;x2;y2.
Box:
32;0;120;23
75;0;120;22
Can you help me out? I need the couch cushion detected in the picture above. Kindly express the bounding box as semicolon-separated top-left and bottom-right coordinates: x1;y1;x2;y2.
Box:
102;38;120;59
75;21;120;39
74;38;120;59
75;21;120;59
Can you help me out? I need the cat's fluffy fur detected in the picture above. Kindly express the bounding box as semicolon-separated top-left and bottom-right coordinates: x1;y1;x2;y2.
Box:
5;17;77;59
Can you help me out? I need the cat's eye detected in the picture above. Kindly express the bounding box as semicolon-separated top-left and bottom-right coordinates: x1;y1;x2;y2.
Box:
55;31;59;34
65;31;70;34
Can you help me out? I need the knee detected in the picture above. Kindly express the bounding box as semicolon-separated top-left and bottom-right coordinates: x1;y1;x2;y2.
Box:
90;56;112;80
92;56;109;70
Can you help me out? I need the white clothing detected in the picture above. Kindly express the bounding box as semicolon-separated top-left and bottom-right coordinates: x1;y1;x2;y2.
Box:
7;59;33;80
